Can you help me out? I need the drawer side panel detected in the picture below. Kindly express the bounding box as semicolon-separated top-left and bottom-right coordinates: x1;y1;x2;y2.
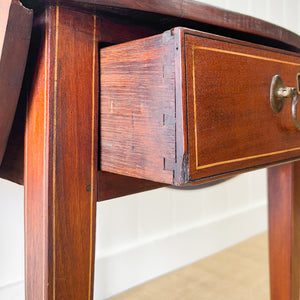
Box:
100;32;176;184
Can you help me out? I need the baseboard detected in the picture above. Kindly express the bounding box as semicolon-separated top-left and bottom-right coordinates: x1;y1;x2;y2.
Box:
94;202;267;299
0;203;267;300
0;281;24;300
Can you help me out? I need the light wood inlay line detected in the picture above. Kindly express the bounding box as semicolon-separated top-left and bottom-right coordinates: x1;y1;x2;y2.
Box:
24;40;29;300
193;46;300;66
43;9;48;300
24;100;27;297
88;14;97;300
191;45;199;172
196;147;300;169
53;6;59;299
191;46;300;170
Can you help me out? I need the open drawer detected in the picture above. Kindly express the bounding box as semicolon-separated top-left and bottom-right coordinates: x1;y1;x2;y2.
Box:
100;27;300;185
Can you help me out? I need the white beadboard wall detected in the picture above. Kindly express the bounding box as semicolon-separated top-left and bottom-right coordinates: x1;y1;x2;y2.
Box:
0;0;300;299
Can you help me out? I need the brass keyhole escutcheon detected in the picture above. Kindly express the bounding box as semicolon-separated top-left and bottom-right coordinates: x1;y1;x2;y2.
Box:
270;75;286;113
270;75;300;131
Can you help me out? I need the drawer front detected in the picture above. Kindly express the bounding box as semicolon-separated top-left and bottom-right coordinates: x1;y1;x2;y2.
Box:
183;30;300;182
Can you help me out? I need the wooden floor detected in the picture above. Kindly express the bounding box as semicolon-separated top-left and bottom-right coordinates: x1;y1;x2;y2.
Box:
109;233;269;300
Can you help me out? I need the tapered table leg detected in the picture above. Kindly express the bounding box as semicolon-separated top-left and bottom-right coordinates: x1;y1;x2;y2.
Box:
268;162;300;300
24;7;99;299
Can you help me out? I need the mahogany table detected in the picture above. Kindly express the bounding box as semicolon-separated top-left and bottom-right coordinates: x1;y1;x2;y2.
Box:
1;0;300;299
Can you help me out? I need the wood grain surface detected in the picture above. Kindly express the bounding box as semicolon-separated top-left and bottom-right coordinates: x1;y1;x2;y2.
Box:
21;0;300;51
98;14;158;45
184;29;300;182
0;0;32;165
0;86;26;184
100;27;300;185
268;162;300;300
2;1;300;188
98;13;168;200
98;171;165;201
2;2;300;300
100;31;177;184
24;7;98;299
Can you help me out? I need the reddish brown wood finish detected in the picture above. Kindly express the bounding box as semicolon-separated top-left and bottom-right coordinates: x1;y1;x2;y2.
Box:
0;12;165;202
24;6;98;299
0;0;298;298
100;28;300;185
268;162;300;300
0;91;26;184
0;0;32;165
22;0;300;52
100;31;177;184
98;15;158;45
184;30;300;182
98;171;165;201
